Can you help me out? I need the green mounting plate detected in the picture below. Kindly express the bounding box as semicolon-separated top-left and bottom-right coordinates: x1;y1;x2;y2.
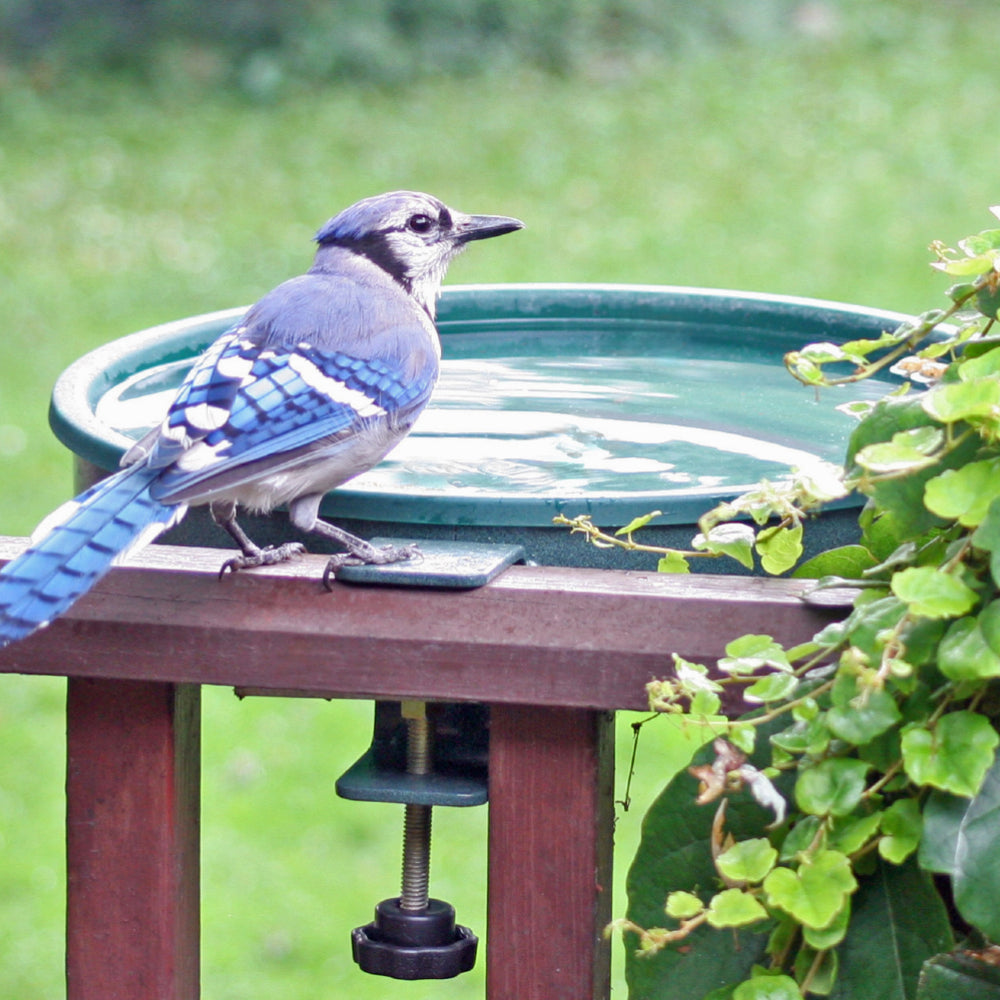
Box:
335;539;525;589
335;750;488;807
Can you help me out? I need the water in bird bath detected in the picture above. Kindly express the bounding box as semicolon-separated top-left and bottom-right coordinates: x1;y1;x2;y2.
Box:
94;322;889;507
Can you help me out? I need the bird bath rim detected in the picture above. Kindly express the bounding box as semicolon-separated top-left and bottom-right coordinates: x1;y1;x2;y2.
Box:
49;282;914;534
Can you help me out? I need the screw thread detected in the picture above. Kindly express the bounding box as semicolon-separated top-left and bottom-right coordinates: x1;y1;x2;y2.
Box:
400;803;432;910
399;705;433;911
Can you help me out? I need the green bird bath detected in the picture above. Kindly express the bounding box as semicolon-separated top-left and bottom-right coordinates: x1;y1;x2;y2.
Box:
49;283;911;572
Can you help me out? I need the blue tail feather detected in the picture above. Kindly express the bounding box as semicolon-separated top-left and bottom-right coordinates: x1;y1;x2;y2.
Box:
0;467;184;647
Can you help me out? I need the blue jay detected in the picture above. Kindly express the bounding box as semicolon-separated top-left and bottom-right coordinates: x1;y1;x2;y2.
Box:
0;191;522;648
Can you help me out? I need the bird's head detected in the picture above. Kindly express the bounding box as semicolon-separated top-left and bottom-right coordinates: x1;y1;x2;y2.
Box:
313;191;523;317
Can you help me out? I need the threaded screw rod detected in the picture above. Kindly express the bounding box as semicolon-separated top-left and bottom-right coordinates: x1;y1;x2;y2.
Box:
399;702;432;912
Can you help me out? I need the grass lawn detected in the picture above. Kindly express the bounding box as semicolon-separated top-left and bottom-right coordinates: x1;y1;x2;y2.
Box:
2;4;1000;995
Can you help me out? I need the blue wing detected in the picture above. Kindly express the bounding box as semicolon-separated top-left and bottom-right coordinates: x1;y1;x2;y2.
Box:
143;329;437;504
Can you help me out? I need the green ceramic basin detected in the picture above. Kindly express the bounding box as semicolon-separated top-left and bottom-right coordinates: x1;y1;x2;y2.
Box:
49;283;910;571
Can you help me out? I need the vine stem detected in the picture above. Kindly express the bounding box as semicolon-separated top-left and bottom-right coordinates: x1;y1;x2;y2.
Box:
786;273;987;388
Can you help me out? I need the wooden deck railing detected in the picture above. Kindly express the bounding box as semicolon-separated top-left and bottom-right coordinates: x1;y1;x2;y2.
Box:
0;536;834;1000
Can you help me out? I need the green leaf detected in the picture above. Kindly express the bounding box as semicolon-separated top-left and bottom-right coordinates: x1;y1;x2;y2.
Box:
951;752;1000;939
829;812;883;855
957;344;1000;381
853;426;945;474
922;378;1000;423
917;952;1000;999
762;850;856;929
658;551;691;574
826;674;902;745
937;609;1000;681
745;672;799;705
802;898;850;950
848;395;980;540
706;888;769;929
733;973;803;1000
616;510;662;536
971;498;1000;587
795;758;870;817
901;711;999;797
756;523;804;575
793;544;878;581
716;838;779;884
924;458;1000;527
625;755;773;999
719;635;793;675
729;722;758;754
890;566;978;619
665;890;704;919
829;858;953;1000
694;522;755;570
919;790;968;875
878;799;922;864
932;254;995;277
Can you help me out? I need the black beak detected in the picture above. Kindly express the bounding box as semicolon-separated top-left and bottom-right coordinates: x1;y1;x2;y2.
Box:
456;213;525;243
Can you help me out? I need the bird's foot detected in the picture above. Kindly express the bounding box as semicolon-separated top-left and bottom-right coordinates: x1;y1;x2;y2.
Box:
322;542;421;590
219;542;307;578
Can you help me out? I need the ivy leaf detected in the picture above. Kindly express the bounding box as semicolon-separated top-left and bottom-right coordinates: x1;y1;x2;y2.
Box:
762;850;856;929
829;812;883;855
924;458;1000;527
719;635;793;675
616;510;662;537
931;254;995;277
756;523;804;575
716;838;779;884
922;377;1000;423
665;890;704;920
795;758;870;818
732;974;804;1000
706;888;769;929
792;544;877;581
658;551;691;574
937;607;1000;681
826;682;901;745
745;672;799;705
957;344;1000;380
890;566;978;619
853;426;945;474
878;799;922;864
901;711;999;797
693;522;755;570
802;899;850;949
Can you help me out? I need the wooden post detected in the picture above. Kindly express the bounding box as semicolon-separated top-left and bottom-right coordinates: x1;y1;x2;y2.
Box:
66;679;201;1000
487;705;615;1000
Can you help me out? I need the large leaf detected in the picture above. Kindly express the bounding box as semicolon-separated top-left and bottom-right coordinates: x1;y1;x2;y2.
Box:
829;858;953;1000
624;750;778;999
952;751;1000;939
918;952;1000;999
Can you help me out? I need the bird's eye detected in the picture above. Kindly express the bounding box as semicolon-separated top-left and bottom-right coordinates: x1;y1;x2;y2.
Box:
407;214;434;234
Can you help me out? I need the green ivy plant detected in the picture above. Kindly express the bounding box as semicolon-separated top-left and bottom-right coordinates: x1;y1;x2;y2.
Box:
562;210;1000;999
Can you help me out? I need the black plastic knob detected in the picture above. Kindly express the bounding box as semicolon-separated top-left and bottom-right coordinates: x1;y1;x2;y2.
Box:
351;897;478;980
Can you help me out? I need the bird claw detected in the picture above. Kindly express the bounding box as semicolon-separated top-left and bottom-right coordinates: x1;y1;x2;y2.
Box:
322;543;421;590
218;542;307;578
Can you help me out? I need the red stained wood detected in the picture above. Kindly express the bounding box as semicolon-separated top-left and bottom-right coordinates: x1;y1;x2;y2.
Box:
487;706;615;1000
0;536;839;1000
0;538;834;712
66;679;200;1000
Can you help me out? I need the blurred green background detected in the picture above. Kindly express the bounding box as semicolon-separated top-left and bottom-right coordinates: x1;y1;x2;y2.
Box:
3;1;1000;996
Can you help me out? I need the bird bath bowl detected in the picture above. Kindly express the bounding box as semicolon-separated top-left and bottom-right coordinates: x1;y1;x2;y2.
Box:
50;283;913;572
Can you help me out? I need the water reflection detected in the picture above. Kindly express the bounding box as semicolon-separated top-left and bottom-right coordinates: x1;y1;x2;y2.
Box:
96;350;890;499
